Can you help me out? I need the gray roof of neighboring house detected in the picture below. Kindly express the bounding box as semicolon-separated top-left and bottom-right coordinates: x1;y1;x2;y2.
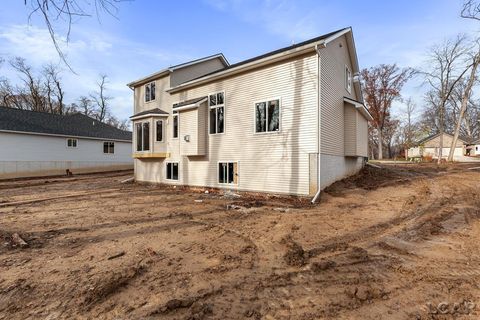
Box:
130;108;169;118
173;96;207;108
0;106;132;141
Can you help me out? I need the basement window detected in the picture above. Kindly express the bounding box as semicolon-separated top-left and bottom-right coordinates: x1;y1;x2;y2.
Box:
135;122;150;151
156;120;163;142
103;141;115;154
209;91;225;134
145;81;156;102
218;162;238;184
172;114;179;138
255;99;280;133
166;162;179;180
345;66;352;93
67;138;78;148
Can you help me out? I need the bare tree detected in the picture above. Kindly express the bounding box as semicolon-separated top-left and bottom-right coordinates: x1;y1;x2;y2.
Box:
43;63;65;114
24;0;126;71
361;64;413;159
448;44;480;161
422;35;471;163
77;96;93;116
462;0;480;20
90;74;111;122
10;57;45;112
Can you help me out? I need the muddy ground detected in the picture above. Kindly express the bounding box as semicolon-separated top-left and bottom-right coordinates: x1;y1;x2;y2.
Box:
0;164;479;319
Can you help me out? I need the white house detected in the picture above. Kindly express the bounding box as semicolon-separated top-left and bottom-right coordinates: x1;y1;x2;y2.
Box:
407;132;469;161
0;107;133;179
127;27;372;199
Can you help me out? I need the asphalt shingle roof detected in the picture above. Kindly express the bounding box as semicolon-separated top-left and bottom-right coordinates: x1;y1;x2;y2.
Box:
130;108;169;118
0;106;132;141
172;96;207;108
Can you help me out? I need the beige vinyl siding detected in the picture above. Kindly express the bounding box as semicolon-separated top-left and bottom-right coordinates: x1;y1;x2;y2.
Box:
356;111;368;157
423;133;465;148
136;53;318;195
134;75;170;114
320;35;359;156
344;104;357;156
178;105;207;156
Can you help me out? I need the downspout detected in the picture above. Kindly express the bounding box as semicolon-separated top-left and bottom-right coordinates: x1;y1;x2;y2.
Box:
311;42;326;203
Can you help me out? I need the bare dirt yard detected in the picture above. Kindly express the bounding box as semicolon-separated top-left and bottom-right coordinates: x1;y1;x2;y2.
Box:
1;164;480;319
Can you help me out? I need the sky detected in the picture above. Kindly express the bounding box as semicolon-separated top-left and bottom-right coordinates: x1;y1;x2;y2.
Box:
0;0;478;122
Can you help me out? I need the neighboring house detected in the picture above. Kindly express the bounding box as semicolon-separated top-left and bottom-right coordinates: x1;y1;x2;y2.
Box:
469;138;480;156
127;27;372;197
407;132;468;161
0;107;133;179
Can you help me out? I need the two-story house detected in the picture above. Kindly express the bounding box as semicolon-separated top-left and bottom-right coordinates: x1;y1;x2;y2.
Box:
127;27;371;200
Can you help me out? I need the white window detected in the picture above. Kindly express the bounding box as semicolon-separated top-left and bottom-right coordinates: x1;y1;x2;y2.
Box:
218;162;238;184
103;141;114;154
255;99;280;133
135;122;150;151
166;162;179;180
156;120;163;142
345;66;352;93
67;138;78;148
145;81;156;102
172;114;179;139
209;91;225;134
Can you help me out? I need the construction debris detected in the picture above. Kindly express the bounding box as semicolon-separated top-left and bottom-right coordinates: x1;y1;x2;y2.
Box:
107;251;125;260
11;233;28;248
120;177;134;184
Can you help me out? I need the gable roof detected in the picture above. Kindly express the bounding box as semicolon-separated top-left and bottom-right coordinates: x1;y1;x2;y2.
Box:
167;27;357;93
417;132;469;145
127;53;229;88
0;106;132;141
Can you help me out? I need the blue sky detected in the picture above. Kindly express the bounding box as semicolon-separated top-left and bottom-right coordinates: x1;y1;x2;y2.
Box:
0;0;477;121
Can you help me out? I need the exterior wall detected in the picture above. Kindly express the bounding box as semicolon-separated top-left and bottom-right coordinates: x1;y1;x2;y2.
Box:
356;111;368;157
344;104;357;156
319;35;359;157
135;53;319;195
134;75;170;115
0;132;132;179
170;58;226;87
320;154;363;189
179;106;207;156
319;34;364;189
423;133;465;148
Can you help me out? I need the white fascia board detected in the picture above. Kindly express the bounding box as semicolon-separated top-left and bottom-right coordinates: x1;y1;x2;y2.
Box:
130;113;169;121
0;129;132;143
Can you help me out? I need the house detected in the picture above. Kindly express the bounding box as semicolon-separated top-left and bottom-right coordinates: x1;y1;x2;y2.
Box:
468;138;480;156
0;107;133;179
127;27;372;198
407;132;468;161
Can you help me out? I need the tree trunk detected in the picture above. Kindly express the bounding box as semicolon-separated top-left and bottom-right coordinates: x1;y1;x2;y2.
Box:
377;128;383;160
448;55;479;162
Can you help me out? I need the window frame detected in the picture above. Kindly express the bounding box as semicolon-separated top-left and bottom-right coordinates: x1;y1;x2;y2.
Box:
208;91;225;135
66;138;78;148
166;161;179;181
135;121;150;152
103;141;115;154
144;81;156;103
156;119;164;142
345;65;352;94
172;114;179;139
253;97;282;135
217;161;238;185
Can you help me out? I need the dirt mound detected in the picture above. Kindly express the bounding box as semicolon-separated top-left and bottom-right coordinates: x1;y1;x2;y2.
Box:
281;235;308;266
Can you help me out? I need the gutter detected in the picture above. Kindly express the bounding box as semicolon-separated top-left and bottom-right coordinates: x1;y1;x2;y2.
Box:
311;42;326;204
